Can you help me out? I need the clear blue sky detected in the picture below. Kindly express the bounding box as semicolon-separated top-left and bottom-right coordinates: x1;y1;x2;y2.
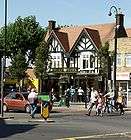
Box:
0;0;131;28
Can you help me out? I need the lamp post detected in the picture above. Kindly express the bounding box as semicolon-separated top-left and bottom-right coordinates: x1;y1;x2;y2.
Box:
108;6;118;97
1;0;7;117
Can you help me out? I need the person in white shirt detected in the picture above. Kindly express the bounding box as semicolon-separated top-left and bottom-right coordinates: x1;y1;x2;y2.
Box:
86;87;98;116
28;88;38;118
104;89;115;113
77;87;84;102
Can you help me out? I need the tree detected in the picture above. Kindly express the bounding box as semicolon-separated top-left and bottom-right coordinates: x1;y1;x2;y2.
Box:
34;41;51;93
9;50;28;92
0;15;47;91
0;16;46;64
98;42;113;91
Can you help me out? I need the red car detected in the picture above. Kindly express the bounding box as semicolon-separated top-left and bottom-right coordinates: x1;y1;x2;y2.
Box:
2;92;31;113
2;92;53;113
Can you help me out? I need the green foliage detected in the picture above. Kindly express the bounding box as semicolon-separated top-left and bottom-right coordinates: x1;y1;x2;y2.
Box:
9;50;28;81
98;42;111;77
34;41;50;79
0;16;46;64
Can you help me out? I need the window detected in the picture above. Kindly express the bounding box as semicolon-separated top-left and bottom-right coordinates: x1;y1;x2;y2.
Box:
83;59;88;69
125;53;131;66
90;55;95;68
51;53;61;68
70;57;74;68
117;54;121;66
81;52;95;69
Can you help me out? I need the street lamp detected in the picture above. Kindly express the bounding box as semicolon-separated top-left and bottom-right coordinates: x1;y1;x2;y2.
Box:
1;0;7;117
108;6;118;97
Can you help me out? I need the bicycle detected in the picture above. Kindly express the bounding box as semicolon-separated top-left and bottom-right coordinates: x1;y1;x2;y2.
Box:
104;100;124;115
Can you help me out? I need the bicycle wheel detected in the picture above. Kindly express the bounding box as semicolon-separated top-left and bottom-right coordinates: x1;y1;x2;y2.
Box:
110;104;121;115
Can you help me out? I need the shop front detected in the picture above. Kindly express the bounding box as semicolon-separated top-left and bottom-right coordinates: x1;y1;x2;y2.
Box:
116;72;131;107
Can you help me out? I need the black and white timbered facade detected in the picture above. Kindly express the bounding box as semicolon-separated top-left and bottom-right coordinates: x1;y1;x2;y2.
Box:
46;21;102;93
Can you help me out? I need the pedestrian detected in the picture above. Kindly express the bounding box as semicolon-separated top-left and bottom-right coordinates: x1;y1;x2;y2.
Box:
116;87;125;115
84;86;90;108
86;86;90;103
96;90;104;116
77;87;84;102
28;88;38;118
65;88;71;108
70;86;76;102
49;88;56;103
104;89;115;113
86;87;98;116
27;85;32;93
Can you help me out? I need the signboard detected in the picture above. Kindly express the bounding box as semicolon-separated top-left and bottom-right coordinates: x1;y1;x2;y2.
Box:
112;72;130;80
117;72;130;80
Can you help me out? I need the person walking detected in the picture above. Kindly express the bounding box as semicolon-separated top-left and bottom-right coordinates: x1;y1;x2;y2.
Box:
104;89;115;113
96;91;104;116
49;88;56;104
28;88;38;118
84;86;90;108
116;87;125;115
86;87;98;116
70;86;76;102
65;88;71;108
77;87;84;102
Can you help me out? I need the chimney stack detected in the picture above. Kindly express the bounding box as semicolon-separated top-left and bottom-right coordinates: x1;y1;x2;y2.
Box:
116;14;127;38
48;20;56;34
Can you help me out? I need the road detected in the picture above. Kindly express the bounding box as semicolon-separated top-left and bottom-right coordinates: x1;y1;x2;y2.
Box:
0;110;131;140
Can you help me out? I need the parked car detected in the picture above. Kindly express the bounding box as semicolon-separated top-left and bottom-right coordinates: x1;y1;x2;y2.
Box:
1;92;53;113
2;92;31;113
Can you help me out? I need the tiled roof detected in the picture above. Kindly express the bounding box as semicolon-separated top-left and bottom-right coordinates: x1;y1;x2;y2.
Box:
53;30;69;52
84;28;101;48
45;23;116;52
126;28;131;37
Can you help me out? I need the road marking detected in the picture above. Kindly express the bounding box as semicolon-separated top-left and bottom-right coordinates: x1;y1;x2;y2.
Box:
55;132;131;140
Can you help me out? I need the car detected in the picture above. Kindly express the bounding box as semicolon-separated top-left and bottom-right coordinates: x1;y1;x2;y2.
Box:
1;92;53;113
2;92;31;113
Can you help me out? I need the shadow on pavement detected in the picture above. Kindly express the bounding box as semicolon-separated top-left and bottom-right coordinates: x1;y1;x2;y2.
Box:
0;120;37;138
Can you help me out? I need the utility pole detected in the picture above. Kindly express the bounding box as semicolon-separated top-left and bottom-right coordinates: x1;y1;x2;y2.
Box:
108;6;118;97
1;0;7;117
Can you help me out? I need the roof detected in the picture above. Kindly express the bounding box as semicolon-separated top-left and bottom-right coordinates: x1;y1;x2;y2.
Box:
126;28;131;37
45;23;116;53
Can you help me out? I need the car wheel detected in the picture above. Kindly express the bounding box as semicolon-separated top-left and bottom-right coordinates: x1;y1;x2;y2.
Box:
3;104;8;112
25;105;31;113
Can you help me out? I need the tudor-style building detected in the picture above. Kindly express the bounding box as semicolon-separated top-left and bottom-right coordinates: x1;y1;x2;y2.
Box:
45;13;131;102
45;20;116;94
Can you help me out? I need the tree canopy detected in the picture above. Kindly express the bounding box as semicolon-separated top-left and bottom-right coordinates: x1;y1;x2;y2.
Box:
98;42;111;78
0;15;46;64
35;41;50;79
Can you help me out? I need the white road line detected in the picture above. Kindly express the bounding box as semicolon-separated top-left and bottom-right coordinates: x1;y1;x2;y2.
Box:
55;132;131;140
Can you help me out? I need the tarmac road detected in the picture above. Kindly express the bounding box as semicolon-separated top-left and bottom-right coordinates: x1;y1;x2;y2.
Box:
0;105;131;140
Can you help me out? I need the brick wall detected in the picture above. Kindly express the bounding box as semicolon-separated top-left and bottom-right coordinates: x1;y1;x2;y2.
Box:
109;37;131;73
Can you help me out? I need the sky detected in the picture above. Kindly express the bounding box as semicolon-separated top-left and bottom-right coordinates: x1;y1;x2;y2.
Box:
0;0;131;28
